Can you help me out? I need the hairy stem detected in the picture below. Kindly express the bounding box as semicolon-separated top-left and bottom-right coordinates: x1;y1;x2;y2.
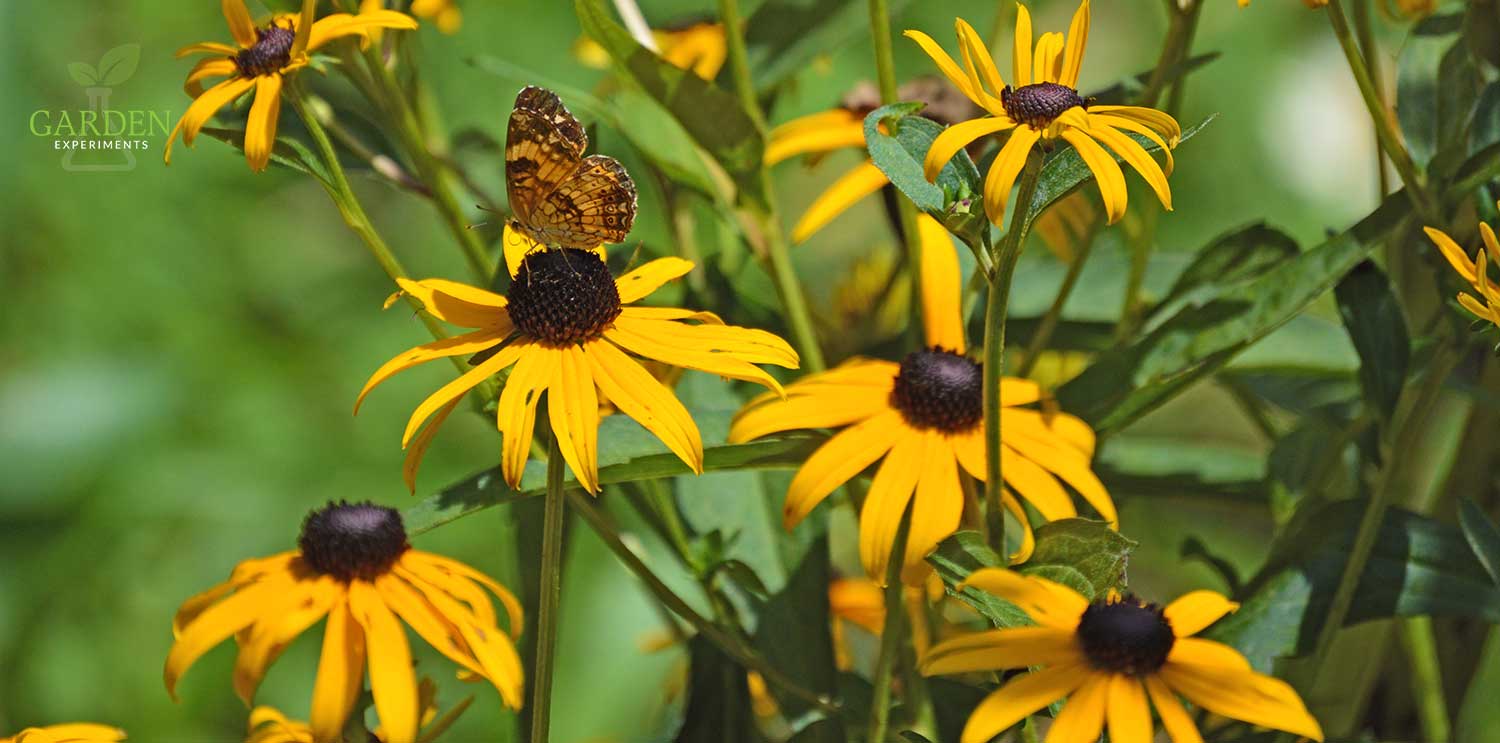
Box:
528;435;569;743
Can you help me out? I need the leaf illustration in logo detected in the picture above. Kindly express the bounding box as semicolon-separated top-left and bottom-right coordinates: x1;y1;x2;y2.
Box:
96;44;140;86
68;62;99;87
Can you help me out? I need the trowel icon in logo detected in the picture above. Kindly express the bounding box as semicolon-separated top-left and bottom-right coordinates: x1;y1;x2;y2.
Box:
62;43;140;172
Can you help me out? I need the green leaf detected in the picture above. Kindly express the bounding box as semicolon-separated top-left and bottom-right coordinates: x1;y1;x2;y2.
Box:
1021;115;1215;237
1456;627;1500;743
404;410;822;534
1459;498;1500;586
863;103;987;249
1055;191;1408;433
927;531;1030;627
1207;501;1500;672
1469;81;1500;156
898;733;936;743
752;538;843;725
1266;419;1356;527
1025;519;1135;599
744;0;910;93
674;636;757;743
96;43;140;86
1095;434;1266;502
1151;223;1300;318
198;127;336;187
1397;12;1482;176
67;62;98;86
575;0;765;204
1334;261;1411;424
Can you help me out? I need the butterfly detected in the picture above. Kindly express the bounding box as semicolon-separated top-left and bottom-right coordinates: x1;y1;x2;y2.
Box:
505;85;637;249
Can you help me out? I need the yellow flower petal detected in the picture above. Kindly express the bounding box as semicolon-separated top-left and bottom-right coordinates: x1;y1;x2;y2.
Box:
1106;675;1152;743
164;76;255;165
184;58;237;98
585;339;704;474
1012;3;1034;87
495;344;554;488
407;551;526;640
164;572;293;700
765;112;865;165
389;566;525;708
920;626;1079;675
1060;127;1127;224
1164;590;1239;637
233;578;337;704
176;41;241;58
903;29;984;110
548;344;602;493
1167;637;1254;672
377;572;487;681
1145;674;1205;743
1090;113;1175;176
307;10;418;52
349;581;419;743
1032;32;1064;85
984;125;1042;226
1003;421;1116;525
951;432;1075;521
1158;664;1324;741
396;278;511;329
1458;292;1497;324
791;161;891;244
402;397;461;493
606;317;796;392
960;568;1088;629
503;222;544;278
615;257;695;303
244;74;283;173
782;409;904;527
222;0;258;48
1088;105;1181;142
399;341;525;448
309;594;364;743
1001;490;1036;563
918;214;966;353
960;663;1091;743
728;386;890;443
860;431;930;584
924;117;1015;184
1046;673;1108;743
356;328;510;413
1482;222;1500;266
903;438;964;584
956;18;1005;99
1085;120;1172;211
1059;0;1091;88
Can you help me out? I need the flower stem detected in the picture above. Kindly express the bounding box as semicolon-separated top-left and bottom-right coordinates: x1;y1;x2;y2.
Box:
1398;616;1452;743
718;0;828;373
1350;0;1391;200
1326;0;1438;222
529;435;568;743
982;151;1045;557
565;488;843;716
1141;0;1203;109
866;509;912;743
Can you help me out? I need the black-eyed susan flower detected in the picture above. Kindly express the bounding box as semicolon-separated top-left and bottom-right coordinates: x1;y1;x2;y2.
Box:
246;678;469;743
358;228;799;493
574;17;727;79
907;0;1180;225
167;0;416;171
766;77;981;243
165;501;523;743
1425;208;1500;330
730;215;1114;584
1;725;124;743
922;568;1324;743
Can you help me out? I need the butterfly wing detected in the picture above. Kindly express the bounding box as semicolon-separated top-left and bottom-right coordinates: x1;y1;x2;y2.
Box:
525;154;638;249
505;86;588;227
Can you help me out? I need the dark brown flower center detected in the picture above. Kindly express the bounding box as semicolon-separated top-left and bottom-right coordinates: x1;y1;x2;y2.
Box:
1001;82;1087;128
234;23;296;77
507;247;622;346
1076;597;1176;675
890;348;983;433
298;501;409;581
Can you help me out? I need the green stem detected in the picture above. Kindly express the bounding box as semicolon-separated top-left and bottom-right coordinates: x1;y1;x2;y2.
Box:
1017;230;1097;378
982;152;1045;557
528;435;568;743
1351;0;1391;200
866;510;912;743
358;46;493;281
565;489;842;716
868;0;928;343
1141;0;1203;108
1326;0;1438;222
718;0;827;372
1398;616;1451;743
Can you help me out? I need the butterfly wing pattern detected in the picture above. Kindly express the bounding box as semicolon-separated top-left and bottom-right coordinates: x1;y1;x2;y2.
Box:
505;86;637;249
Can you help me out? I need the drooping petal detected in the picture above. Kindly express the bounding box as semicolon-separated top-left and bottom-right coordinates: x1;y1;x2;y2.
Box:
400;342;526;448
1001;490;1037;563
1482;222;1500;266
960;568;1088;629
615;257;696;303
306;10;418;51
402;397;461;493
1059;0;1091;88
782;409;905;528
903;437;964;583
919;626;1079;675
1045;409;1097;457
923;117;1015;183
860;432;930;584
791;161;891;243
164;76;255;165
233;577;337;704
585;339;704;474
244;74;283;172
390;567;526;708
548;344;602;493
376;572;486;680
1090;112;1175;176
395;277;511;329
1012;3;1034;87
1164;590;1240;637
984;125;1043;226
1085;120;1172;210
1106;674;1153;743
405;551;526;639
308;593;365;743
1144;675;1205;743
903;30;983;109
165;572;294;700
1002;422;1116;525
728;385;890;443
605;317;795;394
495;344;555;489
349;581;419;743
765;111;866;165
1158;664;1325;741
355;328;511;413
1059;126;1127;224
918;214;966;353
1044;673;1108;743
222;0;258;48
184;57;238;97
959;663;1091;743
1087;105;1181;143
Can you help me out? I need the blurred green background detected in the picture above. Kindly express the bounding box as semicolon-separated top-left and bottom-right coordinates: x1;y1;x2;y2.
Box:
0;0;1421;739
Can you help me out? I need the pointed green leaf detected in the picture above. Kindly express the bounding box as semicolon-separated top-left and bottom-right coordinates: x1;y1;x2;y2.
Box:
199;126;335;187
1334;261;1411;424
863;103;987;249
1459;498;1500;586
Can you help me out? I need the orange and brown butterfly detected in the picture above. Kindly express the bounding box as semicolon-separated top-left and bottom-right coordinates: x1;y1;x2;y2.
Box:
504;85;637;249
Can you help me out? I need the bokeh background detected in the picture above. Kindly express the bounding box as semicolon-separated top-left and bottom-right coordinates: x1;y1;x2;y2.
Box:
0;0;1417;740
